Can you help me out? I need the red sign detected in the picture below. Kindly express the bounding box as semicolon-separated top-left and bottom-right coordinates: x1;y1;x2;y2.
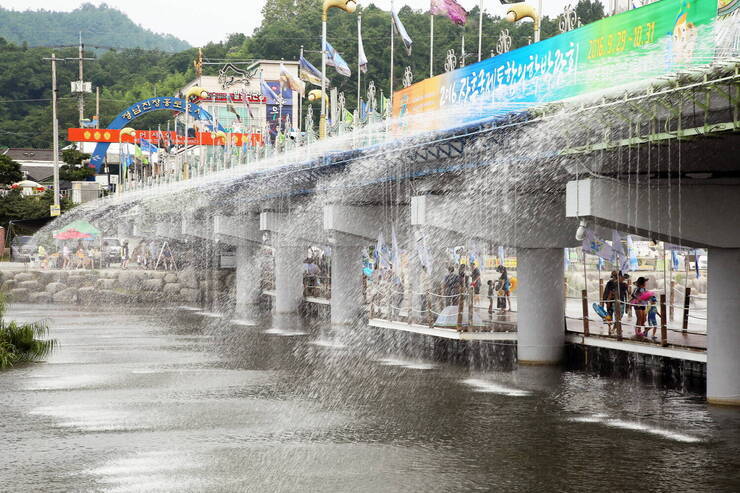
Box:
67;128;263;146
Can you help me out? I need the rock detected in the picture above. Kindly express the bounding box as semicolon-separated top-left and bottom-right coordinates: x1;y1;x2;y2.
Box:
45;282;67;294
14;272;36;282
53;287;78;303
178;270;200;289
180;288;201;303
141;278;164;291
78;286;97;304
37;271;58;286
119;271;143;290
29;292;53;304
8;288;29;302
163;283;182;296
65;275;86;287
164;273;178;283
2;279;17;291
17;280;40;291
147;271;166;279
96;278;119;290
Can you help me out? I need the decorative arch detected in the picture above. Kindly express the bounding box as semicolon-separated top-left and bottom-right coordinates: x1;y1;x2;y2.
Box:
90;96;225;172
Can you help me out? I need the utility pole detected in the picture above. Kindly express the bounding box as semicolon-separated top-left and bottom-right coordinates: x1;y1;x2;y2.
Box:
95;86;100;128
43;53;61;213
69;32;94;126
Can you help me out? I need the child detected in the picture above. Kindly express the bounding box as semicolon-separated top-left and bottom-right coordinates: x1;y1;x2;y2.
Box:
487;280;494;314
646;296;661;340
495;280;507;313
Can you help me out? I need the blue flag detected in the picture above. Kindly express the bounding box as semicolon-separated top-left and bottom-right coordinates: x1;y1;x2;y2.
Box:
299;56;326;86
392;9;413;55
671;250;680;270
260;78;280;103
323;40;351;77
694;249;702;279
139;138;158;154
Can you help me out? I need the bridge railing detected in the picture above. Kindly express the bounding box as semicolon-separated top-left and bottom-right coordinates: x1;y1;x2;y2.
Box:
368;286;517;333
565;290;707;351
303;275;331;300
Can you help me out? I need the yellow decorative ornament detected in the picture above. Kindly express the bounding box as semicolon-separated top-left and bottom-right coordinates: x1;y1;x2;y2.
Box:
212;131;227;143
504;2;540;42
185;86;209;103
308;89;327;103
322;0;357;21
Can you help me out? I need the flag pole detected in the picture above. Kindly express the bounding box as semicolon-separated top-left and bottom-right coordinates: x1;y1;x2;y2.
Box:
357;14;362;109
478;0;483;62
299;46;304;133
461;27;465;67
321;10;328;138
429;13;434;78
389;0;395;109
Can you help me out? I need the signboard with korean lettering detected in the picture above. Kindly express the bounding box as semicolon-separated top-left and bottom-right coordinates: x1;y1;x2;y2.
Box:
89;97;225;172
393;0;718;131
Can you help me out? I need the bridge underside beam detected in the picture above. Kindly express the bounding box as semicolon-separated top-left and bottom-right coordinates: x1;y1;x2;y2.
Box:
214;214;261;246
411;194;579;248
566;178;740;248
323;205;384;242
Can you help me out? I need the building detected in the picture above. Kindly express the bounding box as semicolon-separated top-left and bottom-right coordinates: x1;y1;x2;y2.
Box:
179;59;301;137
3;148;55;182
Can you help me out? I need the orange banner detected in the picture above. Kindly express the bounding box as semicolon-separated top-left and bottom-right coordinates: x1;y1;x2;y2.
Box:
67;128;263;147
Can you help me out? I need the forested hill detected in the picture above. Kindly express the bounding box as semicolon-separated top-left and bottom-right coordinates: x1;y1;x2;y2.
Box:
0;3;190;52
0;0;604;150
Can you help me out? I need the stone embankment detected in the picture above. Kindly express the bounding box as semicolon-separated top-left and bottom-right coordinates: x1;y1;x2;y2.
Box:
0;269;235;305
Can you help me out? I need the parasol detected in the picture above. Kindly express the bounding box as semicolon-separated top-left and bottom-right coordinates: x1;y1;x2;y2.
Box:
53;220;101;240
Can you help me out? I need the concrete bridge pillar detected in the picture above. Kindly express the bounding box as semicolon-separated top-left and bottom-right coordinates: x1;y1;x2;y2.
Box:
274;242;304;314
516;248;565;365
323;204;383;327
234;244;262;320
330;235;365;327
707;248;740;406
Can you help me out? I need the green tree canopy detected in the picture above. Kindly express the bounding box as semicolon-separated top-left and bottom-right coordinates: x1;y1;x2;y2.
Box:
0;154;23;185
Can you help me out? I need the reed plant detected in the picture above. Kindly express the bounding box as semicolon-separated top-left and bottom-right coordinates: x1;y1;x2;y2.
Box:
0;295;56;369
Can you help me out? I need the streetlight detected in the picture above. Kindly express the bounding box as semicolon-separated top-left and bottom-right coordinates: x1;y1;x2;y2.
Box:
500;1;541;43
320;0;357;139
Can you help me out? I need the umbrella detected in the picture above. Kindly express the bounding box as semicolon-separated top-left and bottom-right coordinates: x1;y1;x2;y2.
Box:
57;220;100;237
53;229;93;240
13;180;42;188
53;220;100;240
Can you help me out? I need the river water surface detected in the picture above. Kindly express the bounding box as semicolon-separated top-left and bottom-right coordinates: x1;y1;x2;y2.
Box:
2;304;739;492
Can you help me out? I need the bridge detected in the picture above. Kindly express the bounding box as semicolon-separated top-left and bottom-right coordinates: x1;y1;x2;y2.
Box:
70;4;740;405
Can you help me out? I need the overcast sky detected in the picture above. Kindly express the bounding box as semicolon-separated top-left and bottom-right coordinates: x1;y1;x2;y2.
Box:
1;1;608;46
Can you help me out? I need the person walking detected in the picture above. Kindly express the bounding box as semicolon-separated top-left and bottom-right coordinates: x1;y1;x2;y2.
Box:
37;244;47;269
602;271;628;335
495;265;511;311
443;265;459;306
121;241;130;270
470;262;481;307
630;276;650;337
646;295;661;341
62;244;71;270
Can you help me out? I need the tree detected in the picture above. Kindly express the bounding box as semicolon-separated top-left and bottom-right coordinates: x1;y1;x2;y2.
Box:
0;189;74;232
61;147;90;165
0;154;22;185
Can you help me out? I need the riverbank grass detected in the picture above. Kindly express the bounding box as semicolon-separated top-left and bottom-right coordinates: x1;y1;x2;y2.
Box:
0;295;56;369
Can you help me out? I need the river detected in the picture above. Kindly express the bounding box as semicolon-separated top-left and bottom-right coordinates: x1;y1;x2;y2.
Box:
1;303;738;492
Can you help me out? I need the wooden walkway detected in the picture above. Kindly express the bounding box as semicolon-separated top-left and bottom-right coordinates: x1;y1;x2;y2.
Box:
261;289;708;363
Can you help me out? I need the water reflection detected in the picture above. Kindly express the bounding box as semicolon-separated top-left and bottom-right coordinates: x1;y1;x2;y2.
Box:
1;303;738;492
